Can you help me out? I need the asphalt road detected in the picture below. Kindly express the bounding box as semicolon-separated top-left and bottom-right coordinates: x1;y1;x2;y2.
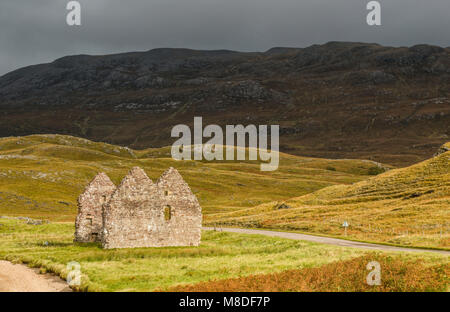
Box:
203;227;450;255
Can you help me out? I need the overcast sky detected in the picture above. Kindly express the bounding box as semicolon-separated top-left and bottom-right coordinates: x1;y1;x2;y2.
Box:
0;0;449;76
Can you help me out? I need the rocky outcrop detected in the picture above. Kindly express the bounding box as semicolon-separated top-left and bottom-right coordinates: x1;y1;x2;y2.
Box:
0;216;49;225
1;42;448;106
434;143;450;156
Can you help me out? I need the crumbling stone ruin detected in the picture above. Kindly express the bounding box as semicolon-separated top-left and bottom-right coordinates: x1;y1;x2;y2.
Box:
74;172;116;243
74;167;202;249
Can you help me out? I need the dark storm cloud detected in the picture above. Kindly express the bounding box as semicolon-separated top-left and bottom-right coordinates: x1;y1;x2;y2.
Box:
0;0;449;76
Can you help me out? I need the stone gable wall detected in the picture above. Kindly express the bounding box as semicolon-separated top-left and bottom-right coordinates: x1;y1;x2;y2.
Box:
156;168;202;246
74;173;116;243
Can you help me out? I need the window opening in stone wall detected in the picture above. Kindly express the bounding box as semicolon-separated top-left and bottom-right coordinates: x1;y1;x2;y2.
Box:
164;206;172;221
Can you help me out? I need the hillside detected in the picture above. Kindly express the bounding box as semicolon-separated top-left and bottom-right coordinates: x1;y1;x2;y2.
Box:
0;135;447;291
0;134;382;221
206;143;450;249
1;42;449;166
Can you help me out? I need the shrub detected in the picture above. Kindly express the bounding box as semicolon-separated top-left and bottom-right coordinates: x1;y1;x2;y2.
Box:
368;166;385;175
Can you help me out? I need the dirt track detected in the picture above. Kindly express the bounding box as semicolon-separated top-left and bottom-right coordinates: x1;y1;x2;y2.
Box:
203;227;450;255
0;261;71;292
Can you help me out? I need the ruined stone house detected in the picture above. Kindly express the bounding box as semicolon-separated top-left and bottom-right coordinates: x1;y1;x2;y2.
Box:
74;167;202;249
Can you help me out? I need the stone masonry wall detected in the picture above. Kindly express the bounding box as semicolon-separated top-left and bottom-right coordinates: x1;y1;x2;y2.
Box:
76;167;202;249
101;167;165;248
74;172;116;243
156;167;202;246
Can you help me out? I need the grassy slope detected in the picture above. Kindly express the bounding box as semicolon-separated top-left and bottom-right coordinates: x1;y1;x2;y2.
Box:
207;145;450;249
0;219;369;291
0;134;382;221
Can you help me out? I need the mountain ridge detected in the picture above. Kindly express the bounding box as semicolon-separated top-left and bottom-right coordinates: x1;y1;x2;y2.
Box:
0;41;448;166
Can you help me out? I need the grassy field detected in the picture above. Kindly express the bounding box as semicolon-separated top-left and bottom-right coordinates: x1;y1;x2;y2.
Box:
0;134;383;221
0;135;448;249
0;136;448;292
0;218;370;291
0;219;447;292
206;144;450;249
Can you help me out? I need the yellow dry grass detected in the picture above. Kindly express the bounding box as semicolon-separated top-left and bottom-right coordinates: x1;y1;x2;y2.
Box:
206;145;450;249
0;134;381;221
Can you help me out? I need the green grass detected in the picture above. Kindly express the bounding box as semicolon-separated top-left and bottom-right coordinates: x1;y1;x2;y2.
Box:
1;219;447;292
0;134;381;221
0;219;371;292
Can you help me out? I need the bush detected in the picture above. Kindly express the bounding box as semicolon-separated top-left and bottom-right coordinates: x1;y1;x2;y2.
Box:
368;166;385;175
